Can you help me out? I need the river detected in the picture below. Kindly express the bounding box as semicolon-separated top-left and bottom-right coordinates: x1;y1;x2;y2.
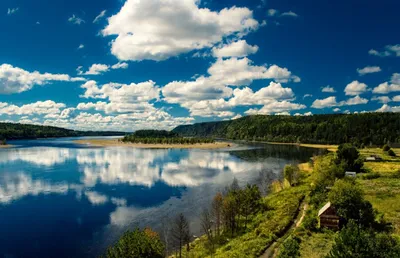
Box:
0;137;323;257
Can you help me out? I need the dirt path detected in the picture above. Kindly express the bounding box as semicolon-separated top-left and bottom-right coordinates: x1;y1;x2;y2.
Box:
259;202;308;258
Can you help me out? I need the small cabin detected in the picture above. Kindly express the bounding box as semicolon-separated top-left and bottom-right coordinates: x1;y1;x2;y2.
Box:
345;171;357;178
318;202;340;230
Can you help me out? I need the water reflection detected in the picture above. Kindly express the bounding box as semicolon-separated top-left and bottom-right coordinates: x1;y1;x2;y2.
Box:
0;141;319;258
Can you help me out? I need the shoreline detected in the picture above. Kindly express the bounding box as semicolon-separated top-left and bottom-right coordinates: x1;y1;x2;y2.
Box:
0;145;13;148
74;138;234;149
262;141;338;152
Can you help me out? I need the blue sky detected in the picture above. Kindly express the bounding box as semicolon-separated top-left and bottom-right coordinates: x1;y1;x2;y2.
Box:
1;0;399;131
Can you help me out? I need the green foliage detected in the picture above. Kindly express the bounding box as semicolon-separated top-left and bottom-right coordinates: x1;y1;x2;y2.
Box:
328;179;375;228
105;228;164;258
284;164;300;186
383;144;391;151
122;130;214;145
327;220;400;258
388;149;396;157
361;172;381;180
0;122;124;140
172;113;400;145
335;143;364;172
0;138;6;145
302;209;319;231
278;236;301;258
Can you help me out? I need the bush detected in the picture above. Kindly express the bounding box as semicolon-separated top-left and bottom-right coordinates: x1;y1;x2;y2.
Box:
105;228;164;258
361;172;380;180
302;209;319;231
383;144;391;151
277;236;300;258
388;149;396;157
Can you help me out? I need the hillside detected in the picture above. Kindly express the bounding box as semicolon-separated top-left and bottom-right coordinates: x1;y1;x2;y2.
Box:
173;113;400;145
0;122;126;140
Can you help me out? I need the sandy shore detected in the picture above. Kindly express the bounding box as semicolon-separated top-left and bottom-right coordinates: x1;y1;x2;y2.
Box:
74;138;234;149
0;145;13;148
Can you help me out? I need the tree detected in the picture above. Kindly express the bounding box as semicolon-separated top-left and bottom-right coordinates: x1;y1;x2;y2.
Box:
383;144;391;151
388;149;396;157
336;143;364;172
283;164;300;186
241;184;262;227
105;228;164;258
328;179;374;227
277;236;300;258
212;192;223;238
171;213;191;258
328;220;400;258
200;208;215;256
0;138;6;145
222;192;238;237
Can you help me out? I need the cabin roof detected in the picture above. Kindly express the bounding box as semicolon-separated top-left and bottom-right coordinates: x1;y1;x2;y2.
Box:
318;202;332;217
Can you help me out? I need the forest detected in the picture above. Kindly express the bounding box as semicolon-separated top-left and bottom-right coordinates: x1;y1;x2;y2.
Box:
0;122;125;140
121;130;215;144
173;113;400;146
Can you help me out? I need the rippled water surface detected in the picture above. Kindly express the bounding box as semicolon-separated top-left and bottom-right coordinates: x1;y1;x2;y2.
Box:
0;137;322;257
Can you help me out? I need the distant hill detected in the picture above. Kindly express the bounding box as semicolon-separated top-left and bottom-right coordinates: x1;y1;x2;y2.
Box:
0;122;126;140
172;113;400;145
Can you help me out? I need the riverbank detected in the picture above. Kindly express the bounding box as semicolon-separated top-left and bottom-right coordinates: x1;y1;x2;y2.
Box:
263;142;338;152
74;138;234;149
0;145;12;148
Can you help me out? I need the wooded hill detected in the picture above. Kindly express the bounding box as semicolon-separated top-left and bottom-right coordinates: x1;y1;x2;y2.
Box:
172;113;400;145
0;122;126;140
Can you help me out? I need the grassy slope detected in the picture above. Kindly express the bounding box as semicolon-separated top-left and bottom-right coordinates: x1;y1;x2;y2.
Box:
180;184;309;258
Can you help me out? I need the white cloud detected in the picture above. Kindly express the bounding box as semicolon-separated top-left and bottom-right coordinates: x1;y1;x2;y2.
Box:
393;95;400;102
376;104;400;113
369;44;400;57
372;73;400;94
78;44;85;50
0;101;66;116
245;101;306;115
68;14;85;25
7;7;19;15
281;11;298;17
333;108;341;112
0;64;85;94
303;94;312;98
321;86;336;93
357;66;381;76
111;62;129;69
344;80;369;95
212;40;259;58
93;10;106;23
372;96;391;104
312;95;368;109
311;96;338;109
81;64;110;75
102;0;259;61
267;9;278;16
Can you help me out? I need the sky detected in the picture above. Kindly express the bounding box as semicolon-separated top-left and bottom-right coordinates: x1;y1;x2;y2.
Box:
1;0;399;132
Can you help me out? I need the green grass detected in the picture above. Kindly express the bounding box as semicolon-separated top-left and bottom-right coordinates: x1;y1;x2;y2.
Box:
359;177;400;235
298;231;335;258
182;184;309;258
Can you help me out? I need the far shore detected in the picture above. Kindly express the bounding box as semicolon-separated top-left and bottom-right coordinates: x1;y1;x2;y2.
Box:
0;145;13;148
74;138;234;149
262;141;339;152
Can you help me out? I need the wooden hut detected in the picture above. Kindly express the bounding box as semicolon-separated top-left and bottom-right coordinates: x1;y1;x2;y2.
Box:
318;202;340;230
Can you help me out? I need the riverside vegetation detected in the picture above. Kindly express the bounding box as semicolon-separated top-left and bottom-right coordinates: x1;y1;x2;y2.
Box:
121;130;215;145
103;142;400;257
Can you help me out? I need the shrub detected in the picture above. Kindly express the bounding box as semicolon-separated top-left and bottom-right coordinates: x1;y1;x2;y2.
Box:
277;236;300;258
302;209;319;231
361;172;380;180
383;144;391;151
388;149;396;157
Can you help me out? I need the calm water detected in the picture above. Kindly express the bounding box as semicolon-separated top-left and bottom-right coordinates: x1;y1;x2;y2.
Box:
0;137;322;258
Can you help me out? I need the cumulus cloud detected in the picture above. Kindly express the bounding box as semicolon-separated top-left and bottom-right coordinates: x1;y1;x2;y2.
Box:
303;94;313;99
93;10;106;23
344;80;369;95
245;101;306;115
321;86;336;93
0;101;66;116
372;73;400;94
372;96;391;104
357;66;381;76
212;40;259;58
312;95;368;109
80;64;110;75
68;14;85;25
369;44;400;57
267;9;278;16
376;104;400;113
0;64;85;94
393;95;400;102
102;0;259;61
78;44;85;50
